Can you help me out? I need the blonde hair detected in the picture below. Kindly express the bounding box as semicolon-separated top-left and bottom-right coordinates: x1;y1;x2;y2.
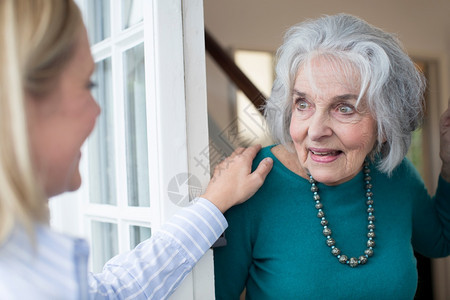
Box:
0;0;83;243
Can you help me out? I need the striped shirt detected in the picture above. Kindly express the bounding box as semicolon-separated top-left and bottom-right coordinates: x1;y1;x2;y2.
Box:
0;198;227;299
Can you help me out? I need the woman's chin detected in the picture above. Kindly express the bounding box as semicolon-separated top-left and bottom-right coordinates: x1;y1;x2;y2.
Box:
69;173;82;192
308;169;343;186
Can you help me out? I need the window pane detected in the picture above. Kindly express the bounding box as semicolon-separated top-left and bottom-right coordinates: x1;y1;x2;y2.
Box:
89;58;117;205
235;50;274;148
87;0;111;44
123;43;150;207
122;0;143;29
129;225;151;248
407;128;423;175
91;221;118;273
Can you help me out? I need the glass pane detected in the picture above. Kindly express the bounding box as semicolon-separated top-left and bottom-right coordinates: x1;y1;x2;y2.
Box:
123;43;150;207
89;58;117;205
129;225;151;248
122;0;143;29
87;0;111;44
91;221;118;273
235;50;274;148
407;128;423;175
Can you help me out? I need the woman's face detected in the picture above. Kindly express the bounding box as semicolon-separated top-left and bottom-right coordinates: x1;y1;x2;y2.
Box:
27;27;100;197
289;57;377;185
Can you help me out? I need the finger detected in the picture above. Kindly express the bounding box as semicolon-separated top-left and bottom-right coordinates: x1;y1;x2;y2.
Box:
249;157;273;187
441;104;450;127
229;147;245;159
443;115;450;128
241;144;262;160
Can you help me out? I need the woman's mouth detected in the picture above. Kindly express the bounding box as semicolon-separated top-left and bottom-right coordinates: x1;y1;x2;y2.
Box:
309;148;343;162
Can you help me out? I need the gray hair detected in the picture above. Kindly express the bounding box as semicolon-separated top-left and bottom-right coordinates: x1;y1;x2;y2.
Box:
264;14;426;175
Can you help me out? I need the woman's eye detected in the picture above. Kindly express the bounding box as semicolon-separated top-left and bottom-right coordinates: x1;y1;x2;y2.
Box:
337;104;354;114
87;80;97;90
295;99;310;110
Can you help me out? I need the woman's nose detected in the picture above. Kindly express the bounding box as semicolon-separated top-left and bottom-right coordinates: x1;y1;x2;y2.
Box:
307;111;333;141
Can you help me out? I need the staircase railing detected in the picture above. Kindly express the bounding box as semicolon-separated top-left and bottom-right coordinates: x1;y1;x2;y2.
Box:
204;29;266;111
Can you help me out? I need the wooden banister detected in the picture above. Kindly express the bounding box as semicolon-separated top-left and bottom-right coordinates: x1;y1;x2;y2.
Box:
204;29;266;110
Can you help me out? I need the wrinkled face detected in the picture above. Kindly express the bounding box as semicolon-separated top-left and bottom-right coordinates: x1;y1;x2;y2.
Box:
289;57;377;185
27;28;100;197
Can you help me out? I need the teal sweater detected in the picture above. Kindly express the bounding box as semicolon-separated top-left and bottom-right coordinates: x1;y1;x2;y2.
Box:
214;145;450;300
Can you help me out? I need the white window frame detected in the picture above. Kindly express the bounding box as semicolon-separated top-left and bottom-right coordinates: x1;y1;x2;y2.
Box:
50;0;213;299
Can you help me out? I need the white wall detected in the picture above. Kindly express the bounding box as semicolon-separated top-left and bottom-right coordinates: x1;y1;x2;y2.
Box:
204;0;450;130
204;0;450;54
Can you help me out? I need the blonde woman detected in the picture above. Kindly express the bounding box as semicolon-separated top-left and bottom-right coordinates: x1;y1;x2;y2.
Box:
0;0;273;299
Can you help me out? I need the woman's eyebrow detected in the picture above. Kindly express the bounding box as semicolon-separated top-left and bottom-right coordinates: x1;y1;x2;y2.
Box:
292;90;307;98
293;90;358;101
333;94;359;102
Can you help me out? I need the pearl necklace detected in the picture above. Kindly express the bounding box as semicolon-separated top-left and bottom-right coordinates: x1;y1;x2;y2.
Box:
308;161;375;268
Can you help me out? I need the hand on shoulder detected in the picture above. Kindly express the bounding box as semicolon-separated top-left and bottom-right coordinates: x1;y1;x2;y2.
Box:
201;144;273;213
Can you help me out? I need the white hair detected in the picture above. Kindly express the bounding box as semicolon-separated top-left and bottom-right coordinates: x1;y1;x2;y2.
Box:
265;13;426;175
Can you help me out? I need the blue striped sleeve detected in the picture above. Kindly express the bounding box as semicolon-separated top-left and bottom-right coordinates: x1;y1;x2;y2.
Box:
88;197;228;299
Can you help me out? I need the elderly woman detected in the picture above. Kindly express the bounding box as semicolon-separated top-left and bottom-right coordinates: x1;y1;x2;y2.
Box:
214;14;450;299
